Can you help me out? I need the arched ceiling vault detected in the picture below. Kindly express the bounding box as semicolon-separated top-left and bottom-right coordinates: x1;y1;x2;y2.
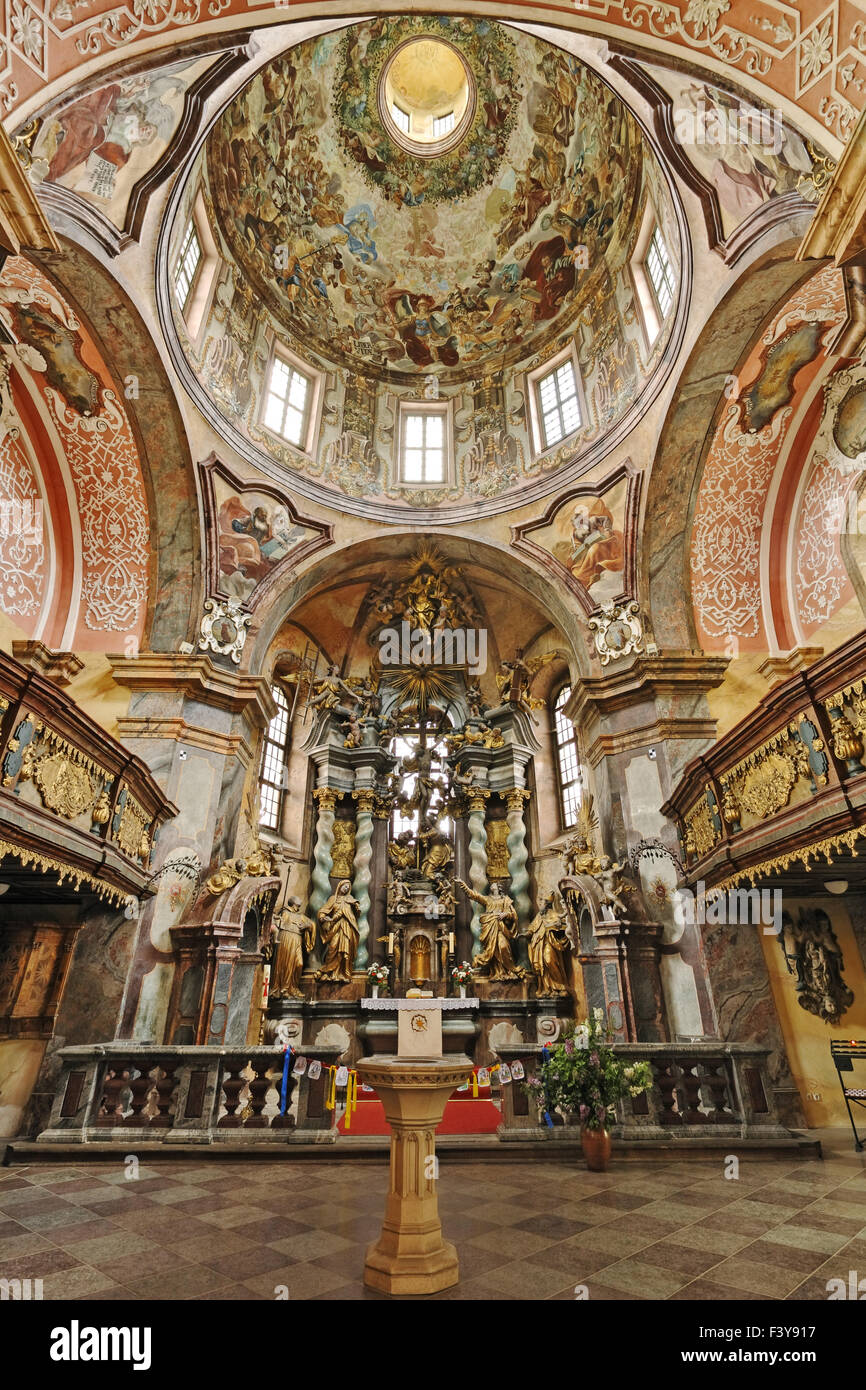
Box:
30;239;202;650
641;238;822;651
247;532;596;684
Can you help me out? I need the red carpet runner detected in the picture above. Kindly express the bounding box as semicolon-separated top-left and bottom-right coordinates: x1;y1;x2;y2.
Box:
337;1086;502;1136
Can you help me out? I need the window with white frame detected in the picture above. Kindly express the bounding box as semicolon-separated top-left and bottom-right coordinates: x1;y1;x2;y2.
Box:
537;358;582;450
645;223;675;319
174;221;202;311
259;684;291;831
263;353;311;447
391;103;411;134
553;684;582;829
433;111;455;138
401;410;445;483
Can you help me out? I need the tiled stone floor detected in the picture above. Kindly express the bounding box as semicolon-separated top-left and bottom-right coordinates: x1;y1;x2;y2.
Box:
1;1134;864;1300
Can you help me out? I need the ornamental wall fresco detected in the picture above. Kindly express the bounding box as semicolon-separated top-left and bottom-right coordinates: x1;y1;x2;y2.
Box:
0;256;149;650
690;264;848;652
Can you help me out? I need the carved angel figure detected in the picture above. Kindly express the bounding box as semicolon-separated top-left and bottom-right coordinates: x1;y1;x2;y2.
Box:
594;855;631;918
562;795;601;877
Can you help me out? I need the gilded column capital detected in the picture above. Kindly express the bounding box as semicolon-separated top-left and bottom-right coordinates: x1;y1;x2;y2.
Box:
372;795;392;819
313;786;339;813
352;788;377;815
504;788;531;812
467;788;491;813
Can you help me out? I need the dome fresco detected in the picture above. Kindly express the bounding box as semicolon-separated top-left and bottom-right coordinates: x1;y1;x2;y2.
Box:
206;16;646;384
165;17;684;515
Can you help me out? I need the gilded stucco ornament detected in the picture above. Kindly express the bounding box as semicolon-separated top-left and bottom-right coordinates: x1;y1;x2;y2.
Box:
587;600;643;666
739;751;797;819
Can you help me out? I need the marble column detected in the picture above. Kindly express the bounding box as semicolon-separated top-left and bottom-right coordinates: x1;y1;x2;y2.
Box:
351;788;376;969
504;788;532;932
466;788;490;951
309;787;338;920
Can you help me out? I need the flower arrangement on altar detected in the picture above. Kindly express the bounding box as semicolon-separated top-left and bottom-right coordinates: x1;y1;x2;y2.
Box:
367;962;390;996
451;961;473;986
524;1010;652;1132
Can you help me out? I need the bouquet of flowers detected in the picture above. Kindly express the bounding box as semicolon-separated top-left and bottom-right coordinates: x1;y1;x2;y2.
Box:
366;962;390;992
524;1010;652;1131
451;961;474;986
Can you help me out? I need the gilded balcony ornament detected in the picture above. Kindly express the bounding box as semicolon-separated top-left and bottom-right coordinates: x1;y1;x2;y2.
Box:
720;781;741;828
114;790;151;861
683;796;717;859
828;708;866;774
740;752;797;819
31;752;95;820
91;788;111;827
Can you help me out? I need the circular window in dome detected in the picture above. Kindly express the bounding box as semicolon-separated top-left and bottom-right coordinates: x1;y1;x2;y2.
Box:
379;37;476;157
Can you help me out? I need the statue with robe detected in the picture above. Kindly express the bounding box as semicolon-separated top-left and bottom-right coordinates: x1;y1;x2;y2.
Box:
455;878;524;980
267;897;315;999
525;893;571;997
315;879;361;982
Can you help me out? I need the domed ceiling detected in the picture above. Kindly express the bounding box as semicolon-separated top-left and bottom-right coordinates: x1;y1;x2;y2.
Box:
164;17;686;519
206;16;645;385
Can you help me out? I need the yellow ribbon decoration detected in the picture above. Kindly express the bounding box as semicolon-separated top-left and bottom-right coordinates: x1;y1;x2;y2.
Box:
471;1071;478;1098
343;1070;359;1130
325;1066;337;1112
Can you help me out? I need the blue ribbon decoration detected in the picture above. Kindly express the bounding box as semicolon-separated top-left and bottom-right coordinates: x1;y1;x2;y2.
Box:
543;1110;554;1128
280;1046;293;1115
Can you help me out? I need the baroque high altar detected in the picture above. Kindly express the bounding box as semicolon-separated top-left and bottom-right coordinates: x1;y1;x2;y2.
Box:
178;545;663;1075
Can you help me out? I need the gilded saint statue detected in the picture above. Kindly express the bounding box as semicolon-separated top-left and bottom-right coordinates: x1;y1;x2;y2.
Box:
267;897;316;999
525;893;571;997
455;878;524;980
315;880;361;982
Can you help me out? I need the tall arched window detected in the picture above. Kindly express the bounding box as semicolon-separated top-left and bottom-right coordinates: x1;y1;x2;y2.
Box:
259;684;291;831
553;685;581;829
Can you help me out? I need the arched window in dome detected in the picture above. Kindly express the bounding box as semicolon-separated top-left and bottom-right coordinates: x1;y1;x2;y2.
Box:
259;684;291;831
526;343;584;456
261;342;324;456
174;221;201;311
396;399;454;486
552;684;582;830
630;203;676;349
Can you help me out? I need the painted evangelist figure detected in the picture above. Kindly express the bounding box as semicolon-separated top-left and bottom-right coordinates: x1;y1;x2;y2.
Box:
216;481;313;603
205;17;646;383
539;480;627;605
22;57;214;226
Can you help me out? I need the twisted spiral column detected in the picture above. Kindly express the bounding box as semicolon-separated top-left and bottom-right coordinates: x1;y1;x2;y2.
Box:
351;788;376;969
466;788;490;952
308;787;338;921
505;788;532;932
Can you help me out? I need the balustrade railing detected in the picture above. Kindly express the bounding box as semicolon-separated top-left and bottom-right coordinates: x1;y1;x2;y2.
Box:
39;1044;342;1145
494;1041;791;1140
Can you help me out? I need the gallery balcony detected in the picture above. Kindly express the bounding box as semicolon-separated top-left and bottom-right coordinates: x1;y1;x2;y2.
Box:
0;647;177;908
660;633;866;894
